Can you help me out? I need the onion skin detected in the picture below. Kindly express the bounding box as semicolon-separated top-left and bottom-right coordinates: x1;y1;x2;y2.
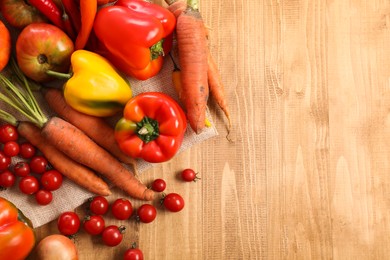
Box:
35;234;78;260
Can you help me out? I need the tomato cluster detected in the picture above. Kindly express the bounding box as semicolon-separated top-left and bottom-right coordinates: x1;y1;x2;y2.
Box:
0;123;64;205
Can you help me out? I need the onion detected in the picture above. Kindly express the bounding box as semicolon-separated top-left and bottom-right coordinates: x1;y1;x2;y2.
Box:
35;234;78;260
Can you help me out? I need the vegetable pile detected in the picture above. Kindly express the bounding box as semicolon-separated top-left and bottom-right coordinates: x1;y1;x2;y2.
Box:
0;0;228;258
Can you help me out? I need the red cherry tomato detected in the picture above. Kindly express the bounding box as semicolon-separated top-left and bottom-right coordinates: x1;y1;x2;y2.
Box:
89;196;109;215
40;169;63;191
137;204;157;223
163;193;185;212
151;178;166;192
0;151;11;171
19;175;39;195
13;161;31;177
19;142;36;159
29;155;49;174
3;141;20;157
0;124;18;143
57;211;81;236
111;198;133;220
181;168;200;182
124;245;144;260
102;225;125;247
35;190;53;205
0;170;15;188
83;215;105;235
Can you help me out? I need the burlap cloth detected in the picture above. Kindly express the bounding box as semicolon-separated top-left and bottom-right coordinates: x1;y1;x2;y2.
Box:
0;30;218;227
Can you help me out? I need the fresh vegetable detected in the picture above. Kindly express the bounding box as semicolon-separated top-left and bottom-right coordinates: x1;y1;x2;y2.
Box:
0;170;16;188
0;151;11;170
15;23;74;82
43;88;137;166
111;198;133;220
35;190;53;205
28;0;65;31
75;0;97;50
102;225;125;247
19;175;40;194
165;0;209;133
3;141;20;157
83;215;105;235
0;197;35;260
151;178;166;192
124;243;144;260
0;0;48;28
62;0;81;33
137;204;157;223
57;211;81;236
40;169;63;191
0;63;111;196
0;123;18;142
29;155;49;174
181;168;200;182
88;196;109;215
17;122;111;196
47;50;133;117
19;142;36;158
0;20;11;72
115;92;187;163
93;0;176;80
162;192;185;212
35;234;78;260
14;162;31;177
97;0;117;5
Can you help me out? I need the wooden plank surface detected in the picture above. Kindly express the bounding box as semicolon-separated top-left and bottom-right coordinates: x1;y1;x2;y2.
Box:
32;0;390;259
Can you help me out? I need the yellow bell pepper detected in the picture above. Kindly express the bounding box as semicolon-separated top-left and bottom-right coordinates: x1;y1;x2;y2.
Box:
48;50;132;117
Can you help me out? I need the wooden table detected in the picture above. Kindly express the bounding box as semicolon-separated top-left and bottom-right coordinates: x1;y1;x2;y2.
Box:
33;0;390;259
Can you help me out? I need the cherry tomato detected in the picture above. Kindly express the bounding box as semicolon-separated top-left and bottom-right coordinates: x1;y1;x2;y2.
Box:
181;168;200;182
0;124;18;143
19;142;36;159
111;198;133;220
137;204;157;223
83;215;105;235
29;155;49;174
13;161;31;177
35;190;53;205
151;178;166;192
0;151;11;171
40;169;63;191
162;193;185;212
3;141;20;157
89;196;109;215
102;225;125;247
0;170;15;188
19;175;39;195
57;211;81;236
124;245;144;260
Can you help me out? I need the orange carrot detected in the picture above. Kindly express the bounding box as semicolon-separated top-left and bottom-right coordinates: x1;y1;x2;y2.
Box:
41;116;155;201
169;0;209;134
75;0;97;50
17;121;111;196
43;88;138;169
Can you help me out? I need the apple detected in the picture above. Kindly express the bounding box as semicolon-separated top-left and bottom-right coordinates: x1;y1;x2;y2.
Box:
16;23;74;82
0;0;48;29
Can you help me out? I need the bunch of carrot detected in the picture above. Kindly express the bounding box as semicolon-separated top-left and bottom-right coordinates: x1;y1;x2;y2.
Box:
0;59;154;201
165;0;232;136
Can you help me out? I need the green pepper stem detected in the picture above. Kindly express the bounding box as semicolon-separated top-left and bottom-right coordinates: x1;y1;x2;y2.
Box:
46;70;73;80
150;40;165;60
136;117;159;143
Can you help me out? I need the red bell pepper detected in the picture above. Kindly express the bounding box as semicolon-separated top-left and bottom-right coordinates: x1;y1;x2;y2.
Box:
93;0;176;80
115;92;187;163
0;197;35;260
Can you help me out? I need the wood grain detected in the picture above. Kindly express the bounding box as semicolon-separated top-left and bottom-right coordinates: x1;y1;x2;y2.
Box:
32;0;390;259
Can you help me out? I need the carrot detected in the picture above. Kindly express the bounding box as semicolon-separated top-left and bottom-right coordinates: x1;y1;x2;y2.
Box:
17;121;111;196
42;87;138;170
41;117;155;201
166;0;232;136
75;0;97;50
169;0;209;134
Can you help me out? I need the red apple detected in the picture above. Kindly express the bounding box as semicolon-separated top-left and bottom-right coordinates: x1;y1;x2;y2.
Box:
0;0;48;29
16;23;74;82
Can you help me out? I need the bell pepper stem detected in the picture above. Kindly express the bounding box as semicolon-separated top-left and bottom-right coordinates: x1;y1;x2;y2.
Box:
187;0;199;11
136;117;159;143
46;70;73;80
